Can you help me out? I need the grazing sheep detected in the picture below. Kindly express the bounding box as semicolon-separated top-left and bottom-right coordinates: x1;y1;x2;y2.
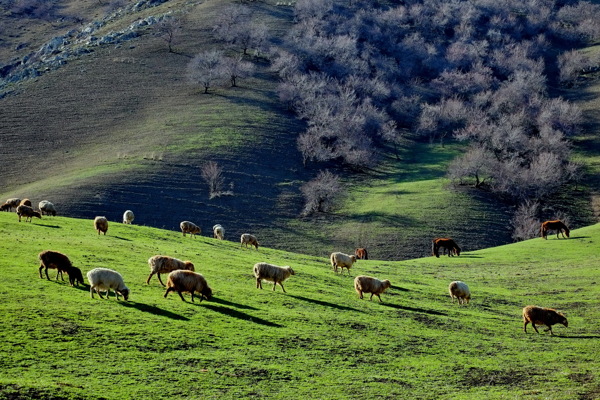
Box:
330;252;357;275
355;248;368;260
38;200;57;216
19;198;32;207
253;262;294;293
94;216;109;235
354;275;391;302
241;233;259;250
213;224;225;240
523;305;568;335
1;203;11;211
38;250;84;286
87;268;129;300
122;210;135;224
180;221;201;237
164;270;212;302
16;205;42;222
448;281;471;304
5;198;21;210
147;255;195;286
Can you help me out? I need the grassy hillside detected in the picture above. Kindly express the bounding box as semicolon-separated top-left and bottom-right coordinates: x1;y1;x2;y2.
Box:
1;211;599;399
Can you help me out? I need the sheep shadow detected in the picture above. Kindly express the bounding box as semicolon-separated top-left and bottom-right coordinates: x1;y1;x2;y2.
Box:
390;285;409;292
380;303;447;316
111;236;132;241
211;297;258;311
202;304;283;328
554;334;600;339
37;224;61;229
288;295;361;312
120;301;190;321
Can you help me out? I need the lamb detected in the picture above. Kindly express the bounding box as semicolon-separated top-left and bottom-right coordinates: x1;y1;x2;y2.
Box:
38;200;57;216
180;221;201;237
147;255;195;286
253;262;294;293
240;233;259;250
522;305;568;335
94;216;109;235
330;252;357;275
448;281;471;304
19;198;32;207
16;205;42;222
164;270;212;302
354;275;391;302
213;224;225;240
38;250;84;286
87;268;130;300
122;210;135;224
5;198;21;210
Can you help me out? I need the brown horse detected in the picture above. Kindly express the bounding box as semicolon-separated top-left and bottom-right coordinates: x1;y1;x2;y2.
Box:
540;220;570;240
432;238;461;258
355;248;368;260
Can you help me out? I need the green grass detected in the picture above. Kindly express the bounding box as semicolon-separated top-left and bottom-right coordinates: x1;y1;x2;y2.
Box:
1;212;599;399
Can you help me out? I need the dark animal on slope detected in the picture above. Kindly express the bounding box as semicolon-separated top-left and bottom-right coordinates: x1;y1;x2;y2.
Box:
38;250;84;286
522;305;568;335
432;238;461;258
540;220;570;240
16;205;42;222
355;248;368;260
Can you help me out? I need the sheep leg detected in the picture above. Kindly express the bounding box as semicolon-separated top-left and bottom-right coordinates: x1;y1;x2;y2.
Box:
190;291;196;302
146;273;155;285
545;326;554;335
157;273;166;287
357;291;363;299
56;270;64;281
163;287;173;299
256;278;262;289
177;291;186;302
376;294;382;302
531;323;540;334
279;282;286;293
523;321;528;333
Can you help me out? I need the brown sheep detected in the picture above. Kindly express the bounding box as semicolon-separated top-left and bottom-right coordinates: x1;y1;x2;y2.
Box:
354;275;391;302
16;205;42;222
19;198;32;207
38;250;84;286
94;216;109;235
5;198;21;211
355;248;368;260
241;233;259;250
522;305;568;335
180;221;201;237
146;255;195;286
0;203;11;212
164;270;212;302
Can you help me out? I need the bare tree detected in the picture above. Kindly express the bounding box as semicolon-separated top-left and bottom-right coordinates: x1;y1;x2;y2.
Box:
301;170;343;216
510;200;540;242
155;16;182;53
221;55;255;87
186;51;226;94
201;161;233;199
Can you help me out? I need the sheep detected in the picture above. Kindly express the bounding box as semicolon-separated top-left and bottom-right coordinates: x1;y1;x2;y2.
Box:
5;198;21;210
240;233;259;250
355;248;368;260
19;198;32;207
38;250;84;286
448;281;471;304
330;252;357;275
253;262;294;293
94;216;109;235
164;270;212;302
180;220;201;237
87;268;130;300
147;255;195;286
38;200;57;216
213;224;225;240
522;305;568;335
122;210;134;224
16;205;42;222
354;275;391;302
0;203;11;211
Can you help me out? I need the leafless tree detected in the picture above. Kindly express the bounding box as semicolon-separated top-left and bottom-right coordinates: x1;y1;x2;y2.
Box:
221;55;255;87
186;51;226;94
201;161;233;199
510;200;540;242
155;16;182;53
301;170;343;216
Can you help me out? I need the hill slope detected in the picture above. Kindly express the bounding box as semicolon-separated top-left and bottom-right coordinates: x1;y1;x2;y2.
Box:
1;212;599;399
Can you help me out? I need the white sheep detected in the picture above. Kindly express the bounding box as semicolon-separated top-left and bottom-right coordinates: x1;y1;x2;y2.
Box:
213;224;225;240
94;216;109;235
16;205;42;222
147;255;195;286
240;233;259;250
87;268;130;300
38;200;57;216
448;281;471;304
5;198;21;211
253;262;294;293
122;210;135;224
180;220;201;237
330;252;357;275
354;275;391;302
164;270;212;302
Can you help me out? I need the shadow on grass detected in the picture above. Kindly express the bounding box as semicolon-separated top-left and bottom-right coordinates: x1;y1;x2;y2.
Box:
111;236;132;241
390;285;409;292
556;334;600;339
568;236;591;240
212;297;258;311
380;303;447;316
457;255;484;259
288;295;360;312
37;224;61;228
203;304;283;327
120;301;190;321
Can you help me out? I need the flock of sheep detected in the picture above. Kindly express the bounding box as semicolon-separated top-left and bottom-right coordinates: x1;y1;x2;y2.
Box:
5;196;569;335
